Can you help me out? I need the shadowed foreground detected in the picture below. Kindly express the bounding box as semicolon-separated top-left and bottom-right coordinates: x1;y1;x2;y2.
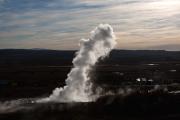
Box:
0;91;180;120
1;49;180;119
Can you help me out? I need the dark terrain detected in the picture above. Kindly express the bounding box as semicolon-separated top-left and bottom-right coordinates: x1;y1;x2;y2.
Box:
0;49;180;120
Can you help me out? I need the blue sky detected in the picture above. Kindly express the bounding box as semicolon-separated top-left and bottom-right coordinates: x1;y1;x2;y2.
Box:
0;0;180;50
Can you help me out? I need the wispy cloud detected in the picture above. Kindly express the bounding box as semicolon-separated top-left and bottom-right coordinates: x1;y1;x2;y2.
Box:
0;0;180;50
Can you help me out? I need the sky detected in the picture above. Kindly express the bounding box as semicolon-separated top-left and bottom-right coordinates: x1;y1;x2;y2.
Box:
0;0;180;50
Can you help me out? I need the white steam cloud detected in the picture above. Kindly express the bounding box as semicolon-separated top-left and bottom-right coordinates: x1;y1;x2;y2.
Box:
39;24;116;102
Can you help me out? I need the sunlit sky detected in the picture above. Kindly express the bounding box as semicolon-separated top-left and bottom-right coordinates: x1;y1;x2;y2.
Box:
0;0;180;50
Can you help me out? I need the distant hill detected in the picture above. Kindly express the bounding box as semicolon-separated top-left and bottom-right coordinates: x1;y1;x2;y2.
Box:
0;49;180;66
0;49;74;66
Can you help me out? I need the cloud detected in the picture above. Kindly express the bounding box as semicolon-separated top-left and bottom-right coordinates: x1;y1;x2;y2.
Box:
0;0;5;3
0;0;180;50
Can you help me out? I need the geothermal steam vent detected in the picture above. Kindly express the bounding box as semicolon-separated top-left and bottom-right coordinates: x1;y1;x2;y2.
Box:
40;24;116;102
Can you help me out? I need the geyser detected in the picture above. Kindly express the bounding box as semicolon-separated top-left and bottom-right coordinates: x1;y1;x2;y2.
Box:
40;24;116;102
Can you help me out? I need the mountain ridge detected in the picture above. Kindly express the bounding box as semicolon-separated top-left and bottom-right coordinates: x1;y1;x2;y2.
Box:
0;49;180;66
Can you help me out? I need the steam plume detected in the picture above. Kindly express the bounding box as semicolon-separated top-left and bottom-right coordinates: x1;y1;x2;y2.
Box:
40;24;116;102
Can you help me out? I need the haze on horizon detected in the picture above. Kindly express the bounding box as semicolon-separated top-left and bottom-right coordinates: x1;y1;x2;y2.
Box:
0;0;180;51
